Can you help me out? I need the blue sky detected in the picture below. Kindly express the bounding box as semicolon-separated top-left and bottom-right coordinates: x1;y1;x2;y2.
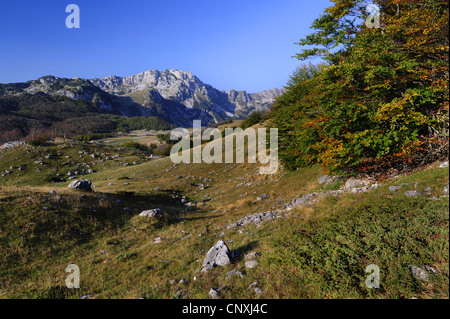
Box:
0;0;332;92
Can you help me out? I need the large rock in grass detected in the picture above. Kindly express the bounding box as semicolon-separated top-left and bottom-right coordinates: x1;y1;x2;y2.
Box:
318;175;341;185
68;179;92;192
201;240;232;273
409;265;438;281
344;177;372;190
139;208;164;218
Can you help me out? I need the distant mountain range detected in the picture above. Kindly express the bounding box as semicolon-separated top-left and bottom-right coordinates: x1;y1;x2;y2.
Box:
0;69;284;127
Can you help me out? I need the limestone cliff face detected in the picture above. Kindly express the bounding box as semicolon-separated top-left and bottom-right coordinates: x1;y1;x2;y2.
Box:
91;69;284;125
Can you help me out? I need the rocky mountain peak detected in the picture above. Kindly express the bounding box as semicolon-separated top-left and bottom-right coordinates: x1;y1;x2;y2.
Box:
1;69;284;127
90;69;283;124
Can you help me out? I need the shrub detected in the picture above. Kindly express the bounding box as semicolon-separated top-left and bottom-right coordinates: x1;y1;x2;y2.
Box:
240;112;262;130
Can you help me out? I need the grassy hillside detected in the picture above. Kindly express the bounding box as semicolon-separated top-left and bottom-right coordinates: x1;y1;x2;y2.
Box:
0;127;448;299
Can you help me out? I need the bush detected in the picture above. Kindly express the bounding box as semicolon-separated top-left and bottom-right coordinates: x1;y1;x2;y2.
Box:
121;141;149;152
153;143;171;156
28;138;48;146
269;1;449;175
240;112;262;130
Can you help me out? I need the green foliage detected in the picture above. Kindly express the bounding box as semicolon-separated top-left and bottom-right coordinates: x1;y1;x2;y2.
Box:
153;143;171;156
240;111;262;129
156;133;172;144
28;138;49;146
121;141;150;152
270;0;449;174
115;116;174;133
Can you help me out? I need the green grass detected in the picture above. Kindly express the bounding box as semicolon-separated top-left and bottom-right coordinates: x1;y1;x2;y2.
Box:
0;134;448;299
266;195;449;298
0;141;150;187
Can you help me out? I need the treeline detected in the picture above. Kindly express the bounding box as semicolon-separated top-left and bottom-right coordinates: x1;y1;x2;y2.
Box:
115;116;175;132
0;94;174;143
269;0;448;176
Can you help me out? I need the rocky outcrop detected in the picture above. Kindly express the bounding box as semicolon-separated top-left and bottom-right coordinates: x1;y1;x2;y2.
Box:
0;141;26;149
227;211;280;228
67;179;92;191
91;69;284;124
201;240;233;273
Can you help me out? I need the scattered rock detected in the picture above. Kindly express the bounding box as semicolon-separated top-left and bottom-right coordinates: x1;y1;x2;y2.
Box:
318;174;342;185
405;190;420;197
68;179;92;192
285;193;320;211
246;281;258;290
181;234;193;240
389;186;402;192
344;177;371;190
201;240;232;273
175;291;188;299
245;260;258;269
153;237;163;244
0;141;26;149
352;186;370;193
318;175;331;185
229;211;279;228
139;208;164;218
226;269;245;280
245;252;261;260
209;288;220;299
439;161;449;168
254;287;263;295
256;194;270;201
409;265;438;281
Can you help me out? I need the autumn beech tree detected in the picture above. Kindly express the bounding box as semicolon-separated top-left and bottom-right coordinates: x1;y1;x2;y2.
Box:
270;0;449;175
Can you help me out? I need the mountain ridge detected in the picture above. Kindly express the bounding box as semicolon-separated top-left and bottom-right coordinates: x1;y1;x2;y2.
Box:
0;69;284;128
90;69;284;123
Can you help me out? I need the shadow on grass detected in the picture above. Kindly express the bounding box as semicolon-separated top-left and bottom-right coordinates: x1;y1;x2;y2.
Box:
1;188;192;252
232;241;259;262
